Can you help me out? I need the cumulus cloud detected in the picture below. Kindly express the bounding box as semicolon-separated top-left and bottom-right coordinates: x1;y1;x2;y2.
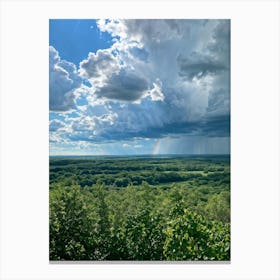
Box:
129;47;149;62
79;49;120;86
147;79;165;102
71;115;95;132
49;119;65;131
50;19;230;150
79;45;151;102
49;46;82;111
95;70;149;101
97;19;128;39
207;88;230;116
94;19;228;139
177;53;227;80
122;143;131;148
64;110;119;143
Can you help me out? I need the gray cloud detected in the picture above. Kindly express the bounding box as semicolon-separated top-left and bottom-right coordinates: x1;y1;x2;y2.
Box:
177;53;227;80
208;20;230;61
79;46;150;102
207;88;230;116
129;47;149;62
177;20;230;81
92;19;229;138
79;49;120;82
95;71;149;101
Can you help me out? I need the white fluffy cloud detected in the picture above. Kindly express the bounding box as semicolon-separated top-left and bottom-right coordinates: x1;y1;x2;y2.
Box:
79;49;120;86
147;79;165;102
49;119;64;131
93;19;230;122
49;46;82;111
79;42;151;102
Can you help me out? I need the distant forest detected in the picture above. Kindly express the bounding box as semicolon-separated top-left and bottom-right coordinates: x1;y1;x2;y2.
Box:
49;156;230;261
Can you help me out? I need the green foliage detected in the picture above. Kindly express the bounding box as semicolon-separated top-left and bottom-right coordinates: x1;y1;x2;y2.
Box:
163;208;230;260
50;156;230;189
122;208;165;260
49;156;230;261
205;191;230;223
49;185;98;260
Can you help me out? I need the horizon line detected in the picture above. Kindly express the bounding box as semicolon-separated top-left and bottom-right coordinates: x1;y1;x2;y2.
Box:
50;153;230;157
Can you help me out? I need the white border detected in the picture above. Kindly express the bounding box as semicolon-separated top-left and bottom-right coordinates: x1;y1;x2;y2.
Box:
0;0;279;279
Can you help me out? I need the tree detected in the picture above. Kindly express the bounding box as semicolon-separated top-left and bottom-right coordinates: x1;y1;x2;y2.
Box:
49;185;98;260
205;191;230;223
91;183;111;259
163;208;230;260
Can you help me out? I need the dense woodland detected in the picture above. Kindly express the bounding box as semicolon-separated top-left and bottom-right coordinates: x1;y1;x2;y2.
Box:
49;155;230;261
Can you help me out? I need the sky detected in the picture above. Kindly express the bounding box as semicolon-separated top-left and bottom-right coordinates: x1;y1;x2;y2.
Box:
49;19;230;156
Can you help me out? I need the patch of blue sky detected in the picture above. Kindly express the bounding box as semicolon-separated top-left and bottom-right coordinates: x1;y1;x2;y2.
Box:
49;111;65;121
82;80;92;88
49;19;113;66
76;95;89;106
49;110;79;123
67;111;80;118
130;47;149;62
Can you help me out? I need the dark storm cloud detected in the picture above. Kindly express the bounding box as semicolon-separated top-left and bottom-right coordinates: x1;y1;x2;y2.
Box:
177;20;230;80
95;71;149;101
65;113;230;144
207;88;230;115
200;115;230;137
143;115;230;139
208;20;230;57
178;53;227;80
